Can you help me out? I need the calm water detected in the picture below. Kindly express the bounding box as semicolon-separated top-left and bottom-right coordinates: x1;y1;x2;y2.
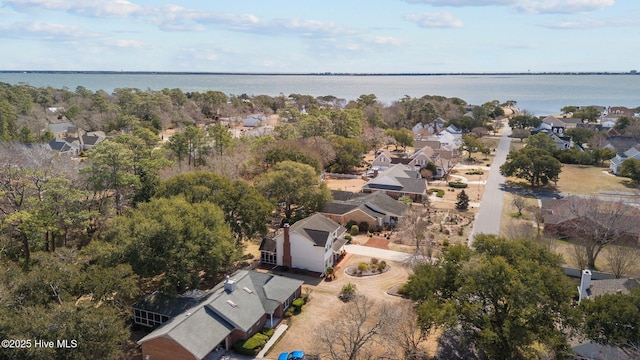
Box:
1;72;639;115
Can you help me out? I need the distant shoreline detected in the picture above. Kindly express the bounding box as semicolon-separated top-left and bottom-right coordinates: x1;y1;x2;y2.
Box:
1;70;638;76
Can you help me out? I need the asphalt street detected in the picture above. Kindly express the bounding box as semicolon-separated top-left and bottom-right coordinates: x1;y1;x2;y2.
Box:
469;124;513;245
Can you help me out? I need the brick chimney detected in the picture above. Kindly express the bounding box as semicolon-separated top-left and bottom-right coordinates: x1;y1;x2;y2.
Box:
282;223;292;268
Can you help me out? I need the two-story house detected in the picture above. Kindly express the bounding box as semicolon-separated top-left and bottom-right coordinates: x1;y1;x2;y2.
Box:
259;214;347;274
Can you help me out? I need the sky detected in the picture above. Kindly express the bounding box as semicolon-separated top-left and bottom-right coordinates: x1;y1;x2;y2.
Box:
0;0;638;73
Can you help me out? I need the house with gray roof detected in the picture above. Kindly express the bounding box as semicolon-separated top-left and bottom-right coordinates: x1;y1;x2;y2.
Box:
320;191;408;231
609;145;640;175
362;164;428;202
137;270;303;360
259;213;347;274
47;136;80;156
80;131;105;150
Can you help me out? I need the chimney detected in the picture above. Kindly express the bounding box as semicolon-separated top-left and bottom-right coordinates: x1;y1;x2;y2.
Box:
224;275;236;292
578;269;592;302
282;224;292;268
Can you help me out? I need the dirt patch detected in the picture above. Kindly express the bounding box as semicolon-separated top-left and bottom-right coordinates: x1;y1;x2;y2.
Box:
266;254;413;358
364;237;390;249
323;177;367;192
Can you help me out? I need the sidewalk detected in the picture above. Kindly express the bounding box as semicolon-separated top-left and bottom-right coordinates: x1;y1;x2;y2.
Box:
256;324;288;358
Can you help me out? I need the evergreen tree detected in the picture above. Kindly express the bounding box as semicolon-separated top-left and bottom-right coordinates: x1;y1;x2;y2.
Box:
456;189;469;210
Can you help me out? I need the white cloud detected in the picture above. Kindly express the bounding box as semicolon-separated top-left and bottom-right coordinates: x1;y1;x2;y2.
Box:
404;12;464;28
404;0;615;14
404;0;516;6
367;36;404;46
3;0;143;17
0;21;100;40
542;17;640;29
105;39;144;48
516;0;616;14
70;0;143;17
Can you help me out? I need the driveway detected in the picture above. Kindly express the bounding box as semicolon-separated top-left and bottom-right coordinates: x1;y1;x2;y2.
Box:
469;123;512;244
344;244;411;262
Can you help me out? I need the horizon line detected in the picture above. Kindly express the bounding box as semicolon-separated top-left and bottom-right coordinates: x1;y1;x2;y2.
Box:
1;70;638;76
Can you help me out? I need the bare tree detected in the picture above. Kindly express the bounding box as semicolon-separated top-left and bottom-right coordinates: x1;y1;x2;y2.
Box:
559;197;640;269
527;204;545;235
512;194;527;216
604;245;640;278
571;243;590;271
316;295;392;360
381;306;430;360
502;219;536;241
399;206;433;266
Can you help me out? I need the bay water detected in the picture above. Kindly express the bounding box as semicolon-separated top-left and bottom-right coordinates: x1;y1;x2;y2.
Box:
1;72;638;116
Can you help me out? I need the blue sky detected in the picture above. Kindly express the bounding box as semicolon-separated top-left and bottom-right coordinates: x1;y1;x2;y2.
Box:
0;0;638;73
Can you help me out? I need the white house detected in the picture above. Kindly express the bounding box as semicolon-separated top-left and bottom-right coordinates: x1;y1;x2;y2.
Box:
371;150;394;171
259;214;347;274
426;131;462;152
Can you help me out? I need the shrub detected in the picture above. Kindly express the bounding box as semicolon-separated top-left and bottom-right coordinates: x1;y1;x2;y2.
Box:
301;291;310;303
261;328;275;337
442;239;450;247
378;260;387;270
371;257;379;264
350;224;359;235
344;234;352;242
430;188;445;198
448;181;468;188
292;298;305;309
346;220;358;229
465;170;484;175
284;307;294;318
233;333;269;356
340;282;357;302
357;262;369;273
358;221;370;233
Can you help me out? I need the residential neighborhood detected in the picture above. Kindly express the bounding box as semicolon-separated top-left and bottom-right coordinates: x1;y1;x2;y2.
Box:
1;82;640;360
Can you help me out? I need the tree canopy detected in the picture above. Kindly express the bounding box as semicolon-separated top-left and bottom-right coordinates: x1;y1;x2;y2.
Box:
404;235;574;360
155;172;274;242
254;160;332;220
102;197;241;294
501;147;562;187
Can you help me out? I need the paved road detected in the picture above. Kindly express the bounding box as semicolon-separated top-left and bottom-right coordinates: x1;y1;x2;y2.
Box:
469;124;513;244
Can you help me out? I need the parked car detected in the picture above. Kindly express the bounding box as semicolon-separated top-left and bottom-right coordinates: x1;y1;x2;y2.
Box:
278;350;304;360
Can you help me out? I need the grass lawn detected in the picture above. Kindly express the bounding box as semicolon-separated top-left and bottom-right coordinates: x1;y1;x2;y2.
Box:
555;164;638;195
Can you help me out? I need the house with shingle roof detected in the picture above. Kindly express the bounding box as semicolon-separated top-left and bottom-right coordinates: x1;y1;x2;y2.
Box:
47;136;80;156
259;213;347;274
137;270;303;360
609;145;640;175
320;191;408;231
362;164;427;202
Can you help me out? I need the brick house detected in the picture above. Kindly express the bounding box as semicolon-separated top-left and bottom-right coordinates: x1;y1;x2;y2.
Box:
136;270;303;360
320;191;408;231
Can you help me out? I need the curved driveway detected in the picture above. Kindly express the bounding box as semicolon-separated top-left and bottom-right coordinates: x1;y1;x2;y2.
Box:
469;124;513;245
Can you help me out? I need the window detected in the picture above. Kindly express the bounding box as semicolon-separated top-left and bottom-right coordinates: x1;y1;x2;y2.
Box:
133;309;167;327
261;251;277;265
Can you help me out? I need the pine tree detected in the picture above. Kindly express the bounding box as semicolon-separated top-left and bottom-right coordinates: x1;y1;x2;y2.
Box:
456;189;469;210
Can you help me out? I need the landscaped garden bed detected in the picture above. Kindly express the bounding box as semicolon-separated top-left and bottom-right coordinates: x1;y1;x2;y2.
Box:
344;258;389;277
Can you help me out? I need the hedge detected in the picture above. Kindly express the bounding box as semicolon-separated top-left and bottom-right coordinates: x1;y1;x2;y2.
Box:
233;332;269;356
448;181;468;188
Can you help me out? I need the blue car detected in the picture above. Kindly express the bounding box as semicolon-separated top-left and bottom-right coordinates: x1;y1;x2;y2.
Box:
277;350;304;360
